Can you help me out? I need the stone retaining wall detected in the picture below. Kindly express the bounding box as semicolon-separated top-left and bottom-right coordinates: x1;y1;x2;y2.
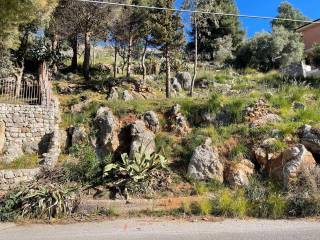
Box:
0;168;40;191
0;100;60;162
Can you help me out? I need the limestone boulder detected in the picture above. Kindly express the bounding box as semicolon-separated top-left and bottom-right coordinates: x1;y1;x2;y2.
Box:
225;159;255;187
108;87;119;100
123;90;134;101
297;124;320;159
187;138;224;182
167;104;190;136
282;144;316;187
94;107;120;155
176;72;192;90
69;125;87;146
143;111;160;132
129;120;156;158
170;77;182;92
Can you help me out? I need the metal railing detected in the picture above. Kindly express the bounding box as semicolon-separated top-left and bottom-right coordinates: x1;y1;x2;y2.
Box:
0;79;52;105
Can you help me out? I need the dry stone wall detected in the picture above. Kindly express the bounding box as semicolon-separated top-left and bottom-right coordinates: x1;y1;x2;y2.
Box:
0;101;59;162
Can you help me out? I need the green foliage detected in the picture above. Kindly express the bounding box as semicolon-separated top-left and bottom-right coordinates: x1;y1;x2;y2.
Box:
236;27;304;71
214;188;248;218
104;146;167;186
188;0;244;61
229;143;248;160
245;176;287;219
0;154;39;170
191;198;213;215
64;144;109;185
272;2;309;31
0;183;79;221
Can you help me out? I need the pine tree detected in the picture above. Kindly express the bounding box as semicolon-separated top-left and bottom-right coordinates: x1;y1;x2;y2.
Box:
151;0;185;98
189;0;244;61
272;2;309;31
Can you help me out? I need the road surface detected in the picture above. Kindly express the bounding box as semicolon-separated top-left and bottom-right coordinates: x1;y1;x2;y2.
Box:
1;218;320;240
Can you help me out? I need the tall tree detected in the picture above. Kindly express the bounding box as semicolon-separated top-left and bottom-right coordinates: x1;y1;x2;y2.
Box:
151;0;184;98
183;0;198;96
272;2;309;31
189;0;244;61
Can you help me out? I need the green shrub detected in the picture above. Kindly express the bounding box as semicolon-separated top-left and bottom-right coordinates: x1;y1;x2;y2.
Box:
0;183;79;221
229;143;248;160
214;188;248;218
194;182;209;195
64;144;109;185
266;193;287;219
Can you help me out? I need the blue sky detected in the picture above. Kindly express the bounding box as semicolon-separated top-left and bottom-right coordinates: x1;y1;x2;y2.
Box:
175;0;319;38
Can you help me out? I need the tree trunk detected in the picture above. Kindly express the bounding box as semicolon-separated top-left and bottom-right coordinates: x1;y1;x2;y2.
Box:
141;40;147;83
114;44;118;78
165;45;171;99
190;11;198;97
14;61;24;98
126;33;133;78
71;35;78;72
83;32;91;80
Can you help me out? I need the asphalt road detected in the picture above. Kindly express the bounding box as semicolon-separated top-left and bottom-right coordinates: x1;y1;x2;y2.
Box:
1;218;320;240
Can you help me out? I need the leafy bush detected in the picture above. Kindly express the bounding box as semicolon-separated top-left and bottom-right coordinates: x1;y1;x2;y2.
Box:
64;144;109;185
0;183;79;221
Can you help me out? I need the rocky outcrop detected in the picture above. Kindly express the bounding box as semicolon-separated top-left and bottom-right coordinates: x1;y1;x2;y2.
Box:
225;159;255;187
176;72;192;90
245;99;281;127
68;125;87;146
94;107;120;156
123;90;134;101
167;104;190;136
282;144;316;187
143;111;160;133
108;87;119;100
254;141;316;187
297;125;320;161
129;120;156;158
170;77;182;92
187;138;224;182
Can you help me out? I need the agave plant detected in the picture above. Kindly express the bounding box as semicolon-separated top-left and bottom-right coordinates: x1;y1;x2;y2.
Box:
0;183;80;220
104;146;167;184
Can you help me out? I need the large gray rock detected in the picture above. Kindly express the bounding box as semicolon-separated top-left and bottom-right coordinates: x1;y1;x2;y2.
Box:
129;120;156;159
123;90;134;101
69;125;87;146
170;77;182;92
297;125;320;158
176;72;192;90
94;107;120;155
187;138;224;182
143;111;160;132
282;145;316;187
